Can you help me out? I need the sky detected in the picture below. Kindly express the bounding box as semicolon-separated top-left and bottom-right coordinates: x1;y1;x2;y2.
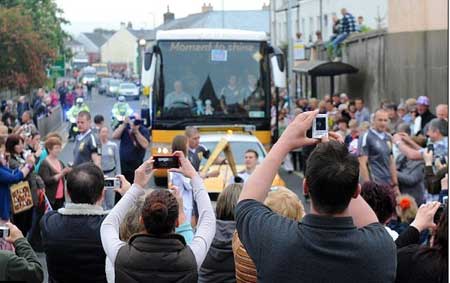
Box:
55;0;268;36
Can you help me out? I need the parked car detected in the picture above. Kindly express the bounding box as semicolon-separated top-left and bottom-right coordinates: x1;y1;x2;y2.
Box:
106;79;121;97
98;78;111;95
118;82;140;100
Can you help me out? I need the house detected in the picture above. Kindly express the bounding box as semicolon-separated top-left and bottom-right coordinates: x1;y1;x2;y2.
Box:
100;23;154;76
76;30;114;64
156;4;269;33
270;0;388;46
65;38;89;71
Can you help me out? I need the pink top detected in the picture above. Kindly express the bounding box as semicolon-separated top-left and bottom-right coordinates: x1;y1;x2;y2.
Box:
52;160;64;199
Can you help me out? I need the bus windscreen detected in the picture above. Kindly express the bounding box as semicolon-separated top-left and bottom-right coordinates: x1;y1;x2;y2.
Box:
157;41;268;119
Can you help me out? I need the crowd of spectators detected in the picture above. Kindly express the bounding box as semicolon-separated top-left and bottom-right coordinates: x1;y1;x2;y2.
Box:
0;78;447;283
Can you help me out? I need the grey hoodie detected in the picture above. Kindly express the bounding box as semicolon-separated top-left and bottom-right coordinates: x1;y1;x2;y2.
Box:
198;219;237;283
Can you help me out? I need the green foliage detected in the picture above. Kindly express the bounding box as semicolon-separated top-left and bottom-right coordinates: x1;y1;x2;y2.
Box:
0;6;55;91
0;0;69;91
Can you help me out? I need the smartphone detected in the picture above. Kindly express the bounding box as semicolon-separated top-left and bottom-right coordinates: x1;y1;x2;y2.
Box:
104;177;121;190
153;156;180;169
0;226;9;239
312;114;328;139
440;156;447;165
427;144;434;153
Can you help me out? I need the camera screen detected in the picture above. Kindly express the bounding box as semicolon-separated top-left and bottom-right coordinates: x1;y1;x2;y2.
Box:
154;156;179;169
104;179;115;187
0;227;9;238
316;117;327;131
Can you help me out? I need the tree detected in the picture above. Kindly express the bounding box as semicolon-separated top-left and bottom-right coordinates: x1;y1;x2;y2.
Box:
0;0;69;56
0;6;55;91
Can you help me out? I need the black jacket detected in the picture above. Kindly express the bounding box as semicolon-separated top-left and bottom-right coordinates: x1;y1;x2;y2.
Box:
40;204;108;283
395;226;448;283
198;220;236;283
115;233;197;283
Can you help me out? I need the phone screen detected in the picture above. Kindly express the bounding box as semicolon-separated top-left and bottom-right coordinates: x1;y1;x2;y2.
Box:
315;117;327;131
153;156;179;169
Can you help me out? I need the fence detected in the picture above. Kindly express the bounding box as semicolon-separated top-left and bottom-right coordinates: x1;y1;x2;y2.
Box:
37;105;63;137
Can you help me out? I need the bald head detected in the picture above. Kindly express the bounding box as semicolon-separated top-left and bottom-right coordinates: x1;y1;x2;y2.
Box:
436;104;448;121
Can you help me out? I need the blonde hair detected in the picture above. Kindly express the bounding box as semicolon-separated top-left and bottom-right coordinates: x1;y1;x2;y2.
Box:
396;194;418;223
359;121;370;132
216;183;243;220
119;195;146;241
264;187;305;221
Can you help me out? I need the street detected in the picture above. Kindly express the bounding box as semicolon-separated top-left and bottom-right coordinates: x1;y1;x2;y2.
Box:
59;88;307;207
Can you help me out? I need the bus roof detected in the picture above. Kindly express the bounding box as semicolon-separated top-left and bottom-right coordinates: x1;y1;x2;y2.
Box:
156;28;267;41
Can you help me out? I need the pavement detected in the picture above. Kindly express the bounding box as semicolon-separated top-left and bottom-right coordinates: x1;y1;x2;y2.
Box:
36;87;306;282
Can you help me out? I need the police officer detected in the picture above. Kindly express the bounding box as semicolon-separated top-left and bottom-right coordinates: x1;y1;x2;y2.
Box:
67;98;90;141
111;96;133;129
73;111;101;167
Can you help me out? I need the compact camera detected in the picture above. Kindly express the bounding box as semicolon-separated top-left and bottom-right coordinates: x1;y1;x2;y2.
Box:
0;226;9;239
312;114;328;139
104;177;121;190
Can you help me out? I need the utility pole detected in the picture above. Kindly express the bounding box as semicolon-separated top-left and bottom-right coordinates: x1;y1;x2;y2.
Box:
319;0;323;33
287;0;293;109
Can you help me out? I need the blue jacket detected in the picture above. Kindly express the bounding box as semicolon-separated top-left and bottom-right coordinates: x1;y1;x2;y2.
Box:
0;166;24;220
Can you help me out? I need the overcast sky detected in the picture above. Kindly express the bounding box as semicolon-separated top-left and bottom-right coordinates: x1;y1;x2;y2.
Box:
56;0;268;36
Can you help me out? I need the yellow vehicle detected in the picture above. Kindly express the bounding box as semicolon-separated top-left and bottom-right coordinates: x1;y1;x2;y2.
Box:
141;29;286;187
197;130;285;195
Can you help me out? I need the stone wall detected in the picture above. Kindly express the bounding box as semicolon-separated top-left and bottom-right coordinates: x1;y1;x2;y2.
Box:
307;29;448;110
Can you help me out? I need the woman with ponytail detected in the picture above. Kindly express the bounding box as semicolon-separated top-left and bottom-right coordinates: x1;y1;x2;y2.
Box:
100;151;216;282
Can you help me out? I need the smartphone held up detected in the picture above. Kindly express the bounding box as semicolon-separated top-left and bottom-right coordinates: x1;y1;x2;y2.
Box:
153;156;180;169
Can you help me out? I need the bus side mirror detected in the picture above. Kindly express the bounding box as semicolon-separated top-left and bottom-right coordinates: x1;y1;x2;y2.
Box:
144;52;153;71
276;53;285;72
271;54;286;88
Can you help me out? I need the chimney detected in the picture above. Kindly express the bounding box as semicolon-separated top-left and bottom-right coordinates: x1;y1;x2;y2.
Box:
201;3;213;13
127;21;133;29
163;6;175;24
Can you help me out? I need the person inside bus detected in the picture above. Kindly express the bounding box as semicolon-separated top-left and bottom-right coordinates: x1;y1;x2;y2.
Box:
242;74;265;113
220;75;246;115
164;80;193;112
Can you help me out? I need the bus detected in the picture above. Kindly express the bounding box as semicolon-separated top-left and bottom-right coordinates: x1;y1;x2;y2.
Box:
92;63;109;78
141;29;286;184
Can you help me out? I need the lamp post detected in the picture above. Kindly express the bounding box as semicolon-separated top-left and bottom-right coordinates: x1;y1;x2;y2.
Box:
138;38;146;84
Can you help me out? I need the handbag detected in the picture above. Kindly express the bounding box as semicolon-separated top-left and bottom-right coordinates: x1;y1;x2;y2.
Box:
10;181;33;214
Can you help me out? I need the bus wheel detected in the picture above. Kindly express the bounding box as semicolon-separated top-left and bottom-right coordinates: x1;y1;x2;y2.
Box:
154;177;168;188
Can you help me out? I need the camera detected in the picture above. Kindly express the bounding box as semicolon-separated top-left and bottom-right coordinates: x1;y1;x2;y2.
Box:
153;156;180;169
434;197;448;224
0;226;9;239
312;114;328;139
104;177;121;190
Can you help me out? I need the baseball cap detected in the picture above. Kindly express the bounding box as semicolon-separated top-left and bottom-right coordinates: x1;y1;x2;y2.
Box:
416;96;430;106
